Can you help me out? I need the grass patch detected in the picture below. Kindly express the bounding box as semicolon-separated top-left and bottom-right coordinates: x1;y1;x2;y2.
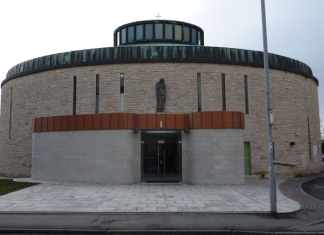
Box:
0;179;38;196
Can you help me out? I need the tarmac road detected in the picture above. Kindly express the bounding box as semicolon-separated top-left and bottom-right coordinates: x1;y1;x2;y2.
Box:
0;210;324;234
302;177;324;201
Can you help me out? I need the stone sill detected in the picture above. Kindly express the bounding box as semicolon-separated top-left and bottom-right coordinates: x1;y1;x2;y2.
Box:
274;161;297;167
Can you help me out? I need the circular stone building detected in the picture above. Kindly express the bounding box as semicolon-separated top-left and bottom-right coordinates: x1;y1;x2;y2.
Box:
0;20;322;185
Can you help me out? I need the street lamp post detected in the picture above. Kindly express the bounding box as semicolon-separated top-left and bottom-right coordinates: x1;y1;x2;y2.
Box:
260;0;277;214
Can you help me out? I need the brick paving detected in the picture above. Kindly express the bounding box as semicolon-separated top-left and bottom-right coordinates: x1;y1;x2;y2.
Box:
278;173;324;210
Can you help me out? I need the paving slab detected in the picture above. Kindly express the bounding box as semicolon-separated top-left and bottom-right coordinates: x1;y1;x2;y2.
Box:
0;177;300;213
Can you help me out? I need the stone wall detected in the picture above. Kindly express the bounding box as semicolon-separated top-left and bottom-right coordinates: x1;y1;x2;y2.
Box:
183;129;244;185
0;62;322;177
32;128;244;185
32;130;139;184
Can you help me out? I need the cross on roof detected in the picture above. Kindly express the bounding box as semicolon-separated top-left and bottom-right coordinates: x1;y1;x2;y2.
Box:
155;14;162;20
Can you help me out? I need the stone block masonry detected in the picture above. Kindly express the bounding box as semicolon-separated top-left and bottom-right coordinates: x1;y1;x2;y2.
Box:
183;129;244;185
32;128;245;185
0;62;322;178
32;130;138;184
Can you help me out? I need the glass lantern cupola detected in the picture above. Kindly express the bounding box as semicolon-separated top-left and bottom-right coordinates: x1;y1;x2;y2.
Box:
114;20;204;46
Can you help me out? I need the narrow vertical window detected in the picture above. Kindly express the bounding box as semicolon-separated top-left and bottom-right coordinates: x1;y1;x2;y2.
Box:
244;75;249;114
155;23;163;39
197;73;202;112
121;28;126;44
117;31;120;46
73;76;76;115
184;26;190;42
136;24;143;40
127;26;134;42
145;24;153;39
191;28;197;44
165;24;173;39
120;73;124;112
95;74;99;114
198;31;201;45
175;25;182;40
222;74;226;111
9;87;13;139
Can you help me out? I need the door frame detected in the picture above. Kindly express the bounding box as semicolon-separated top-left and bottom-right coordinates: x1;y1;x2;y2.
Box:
140;130;182;183
244;142;252;175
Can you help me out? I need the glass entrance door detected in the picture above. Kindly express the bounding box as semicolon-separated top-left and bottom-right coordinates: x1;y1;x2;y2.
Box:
157;140;165;176
141;131;182;183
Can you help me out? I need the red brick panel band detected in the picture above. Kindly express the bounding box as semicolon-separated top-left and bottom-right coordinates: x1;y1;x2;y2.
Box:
32;111;245;132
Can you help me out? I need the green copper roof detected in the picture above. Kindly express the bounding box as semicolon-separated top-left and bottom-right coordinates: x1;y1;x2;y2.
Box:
2;45;318;87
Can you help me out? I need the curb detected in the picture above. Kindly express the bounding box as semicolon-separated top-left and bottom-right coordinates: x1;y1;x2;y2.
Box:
0;228;323;234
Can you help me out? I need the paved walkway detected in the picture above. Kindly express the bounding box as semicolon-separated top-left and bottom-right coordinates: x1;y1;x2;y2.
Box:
279;173;324;210
0;177;300;213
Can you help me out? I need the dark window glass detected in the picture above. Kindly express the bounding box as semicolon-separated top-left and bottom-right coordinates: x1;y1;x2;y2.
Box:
175;25;182;40
9;87;13;139
73;76;77;115
244;75;249;114
96;74;99;114
120;73;124;112
136;24;143;40
120;73;124;93
127;26;134;42
145;24;153;39
191;28;197;44
222;74;226;111
117;31;120;46
165;24;173;39
184;26;190;42
198;31;201;45
197;73;202;111
155;23;163;39
121;28;126;44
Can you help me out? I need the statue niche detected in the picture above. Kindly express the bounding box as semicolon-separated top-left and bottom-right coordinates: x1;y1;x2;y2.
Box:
156;78;166;112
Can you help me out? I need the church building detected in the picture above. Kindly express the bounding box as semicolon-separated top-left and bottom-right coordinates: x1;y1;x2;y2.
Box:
0;19;322;185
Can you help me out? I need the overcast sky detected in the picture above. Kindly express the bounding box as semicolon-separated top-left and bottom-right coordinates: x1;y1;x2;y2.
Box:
1;0;324;119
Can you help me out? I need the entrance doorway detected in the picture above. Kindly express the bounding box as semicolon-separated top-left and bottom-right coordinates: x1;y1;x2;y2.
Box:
141;131;182;183
244;142;251;175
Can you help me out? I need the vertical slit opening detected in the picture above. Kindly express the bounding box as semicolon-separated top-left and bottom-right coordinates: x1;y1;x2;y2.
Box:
120;73;124;112
73;76;76;115
244;75;249;114
222;74;226;111
197;73;202;112
95;74;99;114
9;87;13;139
